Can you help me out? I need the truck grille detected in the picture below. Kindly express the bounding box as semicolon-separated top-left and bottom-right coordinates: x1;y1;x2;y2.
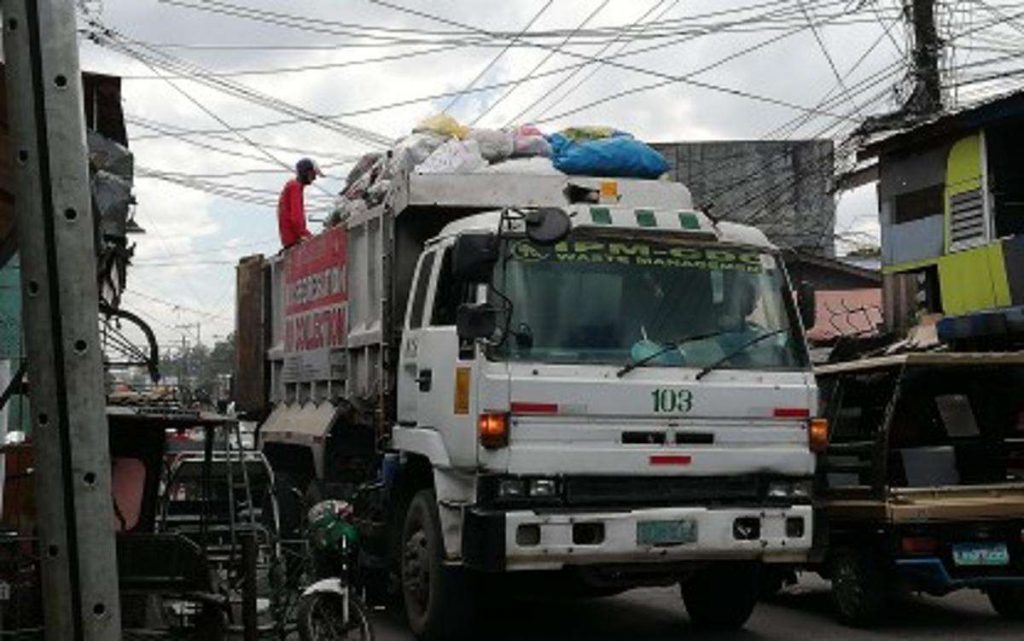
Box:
563;475;761;507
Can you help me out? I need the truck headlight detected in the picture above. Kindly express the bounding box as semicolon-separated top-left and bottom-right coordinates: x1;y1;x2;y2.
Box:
767;480;812;499
529;478;557;497
498;479;525;498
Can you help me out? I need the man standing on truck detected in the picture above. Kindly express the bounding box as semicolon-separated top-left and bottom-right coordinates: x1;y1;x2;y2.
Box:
277;157;323;249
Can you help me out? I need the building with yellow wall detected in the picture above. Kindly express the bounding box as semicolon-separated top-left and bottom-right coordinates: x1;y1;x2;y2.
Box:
857;91;1024;342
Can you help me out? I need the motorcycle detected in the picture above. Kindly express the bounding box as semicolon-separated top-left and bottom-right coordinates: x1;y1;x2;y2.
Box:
296;500;374;641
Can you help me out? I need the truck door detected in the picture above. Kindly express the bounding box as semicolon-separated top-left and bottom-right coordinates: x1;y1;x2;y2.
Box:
397;246;477;465
397;250;436;425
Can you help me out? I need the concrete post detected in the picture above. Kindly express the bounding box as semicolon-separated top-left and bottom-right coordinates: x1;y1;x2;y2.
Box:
2;1;122;639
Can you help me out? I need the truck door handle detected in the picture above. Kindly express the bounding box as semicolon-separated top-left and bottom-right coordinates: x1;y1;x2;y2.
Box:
415;369;433;392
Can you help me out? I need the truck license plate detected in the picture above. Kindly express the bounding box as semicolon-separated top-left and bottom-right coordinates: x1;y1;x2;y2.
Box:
637;519;697;547
953;543;1010;566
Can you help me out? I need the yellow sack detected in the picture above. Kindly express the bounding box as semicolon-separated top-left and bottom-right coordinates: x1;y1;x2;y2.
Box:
561;126;619;142
414;113;469;140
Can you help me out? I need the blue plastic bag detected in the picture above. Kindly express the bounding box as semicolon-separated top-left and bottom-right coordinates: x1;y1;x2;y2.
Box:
548;132;669;179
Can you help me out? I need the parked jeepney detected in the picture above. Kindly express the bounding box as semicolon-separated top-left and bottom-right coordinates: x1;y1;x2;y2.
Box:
812;352;1024;626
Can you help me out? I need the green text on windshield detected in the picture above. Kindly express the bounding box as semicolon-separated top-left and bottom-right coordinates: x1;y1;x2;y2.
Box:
491;238;810;372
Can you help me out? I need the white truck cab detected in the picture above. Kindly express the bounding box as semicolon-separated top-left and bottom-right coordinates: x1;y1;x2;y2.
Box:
395;204;816;567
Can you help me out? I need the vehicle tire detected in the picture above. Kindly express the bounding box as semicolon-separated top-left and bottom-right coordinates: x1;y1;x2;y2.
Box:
297;592;375;641
681;562;760;630
829;547;888;627
401;489;475;641
987;586;1024;620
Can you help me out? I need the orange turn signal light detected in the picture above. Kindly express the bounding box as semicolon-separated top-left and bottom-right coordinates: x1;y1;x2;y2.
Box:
809;418;829;453
478;412;509;449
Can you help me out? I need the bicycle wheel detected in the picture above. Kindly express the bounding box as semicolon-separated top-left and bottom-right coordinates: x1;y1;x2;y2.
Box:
296;591;374;641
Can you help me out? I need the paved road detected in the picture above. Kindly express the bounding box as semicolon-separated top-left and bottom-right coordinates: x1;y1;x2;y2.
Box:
370;576;1024;640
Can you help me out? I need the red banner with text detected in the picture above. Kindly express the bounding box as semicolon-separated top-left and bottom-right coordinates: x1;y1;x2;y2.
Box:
282;227;347;382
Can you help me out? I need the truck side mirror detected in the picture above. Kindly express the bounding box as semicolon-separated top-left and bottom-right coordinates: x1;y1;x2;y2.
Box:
452;233;499;283
457;303;499;341
797;281;816;330
524;208;571;246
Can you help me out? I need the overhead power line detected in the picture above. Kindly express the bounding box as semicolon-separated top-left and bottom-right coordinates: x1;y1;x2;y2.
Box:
532;10;861;125
444;0;554;114
118;42;465;80
509;0;674;126
127;51;301;182
470;0;613;126
795;0;864;119
154;0;885;47
526;0;681;124
88;21;394;148
121;0;881;144
366;0;867;123
125;289;232;322
128;114;362;165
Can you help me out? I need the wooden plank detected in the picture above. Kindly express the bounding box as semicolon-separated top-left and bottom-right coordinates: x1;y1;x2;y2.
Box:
235;254;268;417
888;493;1024;522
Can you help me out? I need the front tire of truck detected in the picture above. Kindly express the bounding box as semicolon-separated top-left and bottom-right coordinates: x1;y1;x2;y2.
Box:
987;586;1024;620
401;490;474;641
680;562;759;630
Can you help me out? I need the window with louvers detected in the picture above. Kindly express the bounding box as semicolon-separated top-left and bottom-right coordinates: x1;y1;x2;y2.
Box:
948;189;987;250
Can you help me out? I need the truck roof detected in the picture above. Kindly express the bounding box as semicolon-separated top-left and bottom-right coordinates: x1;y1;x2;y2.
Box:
396;172;773;249
399;172;691;211
434;207;775;250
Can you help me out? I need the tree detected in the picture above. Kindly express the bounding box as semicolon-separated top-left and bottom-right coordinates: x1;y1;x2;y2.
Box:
161;333;235;404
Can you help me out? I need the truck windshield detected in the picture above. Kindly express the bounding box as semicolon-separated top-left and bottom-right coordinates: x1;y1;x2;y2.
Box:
491;237;809;371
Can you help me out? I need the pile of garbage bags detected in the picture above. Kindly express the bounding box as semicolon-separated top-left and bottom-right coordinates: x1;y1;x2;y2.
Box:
328;115;669;227
88;130;136;310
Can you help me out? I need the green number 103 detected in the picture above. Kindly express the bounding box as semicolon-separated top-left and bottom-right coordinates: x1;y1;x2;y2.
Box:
652;388;693;413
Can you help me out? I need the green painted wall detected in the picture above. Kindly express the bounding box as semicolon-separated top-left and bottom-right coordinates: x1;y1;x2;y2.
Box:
0;254;30;433
937;242;1011;315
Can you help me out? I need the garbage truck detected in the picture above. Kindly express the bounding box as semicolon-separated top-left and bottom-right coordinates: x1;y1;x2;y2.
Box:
235;169;823;637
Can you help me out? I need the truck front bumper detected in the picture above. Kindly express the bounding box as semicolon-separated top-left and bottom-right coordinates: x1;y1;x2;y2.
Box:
462;504;812;571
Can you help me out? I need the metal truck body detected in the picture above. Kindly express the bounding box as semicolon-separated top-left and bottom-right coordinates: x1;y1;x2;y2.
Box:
237;170;820;634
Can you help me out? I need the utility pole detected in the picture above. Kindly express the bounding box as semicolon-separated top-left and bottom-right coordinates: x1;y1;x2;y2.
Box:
178;333;188;401
176;321;201;346
174;322;200;402
853;0;943;135
3;1;122;640
904;0;942;116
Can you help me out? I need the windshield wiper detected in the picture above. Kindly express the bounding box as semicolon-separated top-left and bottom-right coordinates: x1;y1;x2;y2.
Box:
616;330;725;378
694;329;786;380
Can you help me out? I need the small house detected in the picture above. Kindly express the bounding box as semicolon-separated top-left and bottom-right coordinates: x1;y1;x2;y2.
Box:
857;91;1024;339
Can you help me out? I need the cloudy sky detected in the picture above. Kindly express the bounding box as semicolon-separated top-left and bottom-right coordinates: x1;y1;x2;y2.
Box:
67;0;1024;351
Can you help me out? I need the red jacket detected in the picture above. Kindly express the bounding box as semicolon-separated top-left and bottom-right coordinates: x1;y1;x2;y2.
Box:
277;178;311;248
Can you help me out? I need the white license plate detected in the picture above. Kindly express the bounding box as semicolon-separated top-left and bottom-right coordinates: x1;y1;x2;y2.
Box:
952;543;1010;566
637;519;697;547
